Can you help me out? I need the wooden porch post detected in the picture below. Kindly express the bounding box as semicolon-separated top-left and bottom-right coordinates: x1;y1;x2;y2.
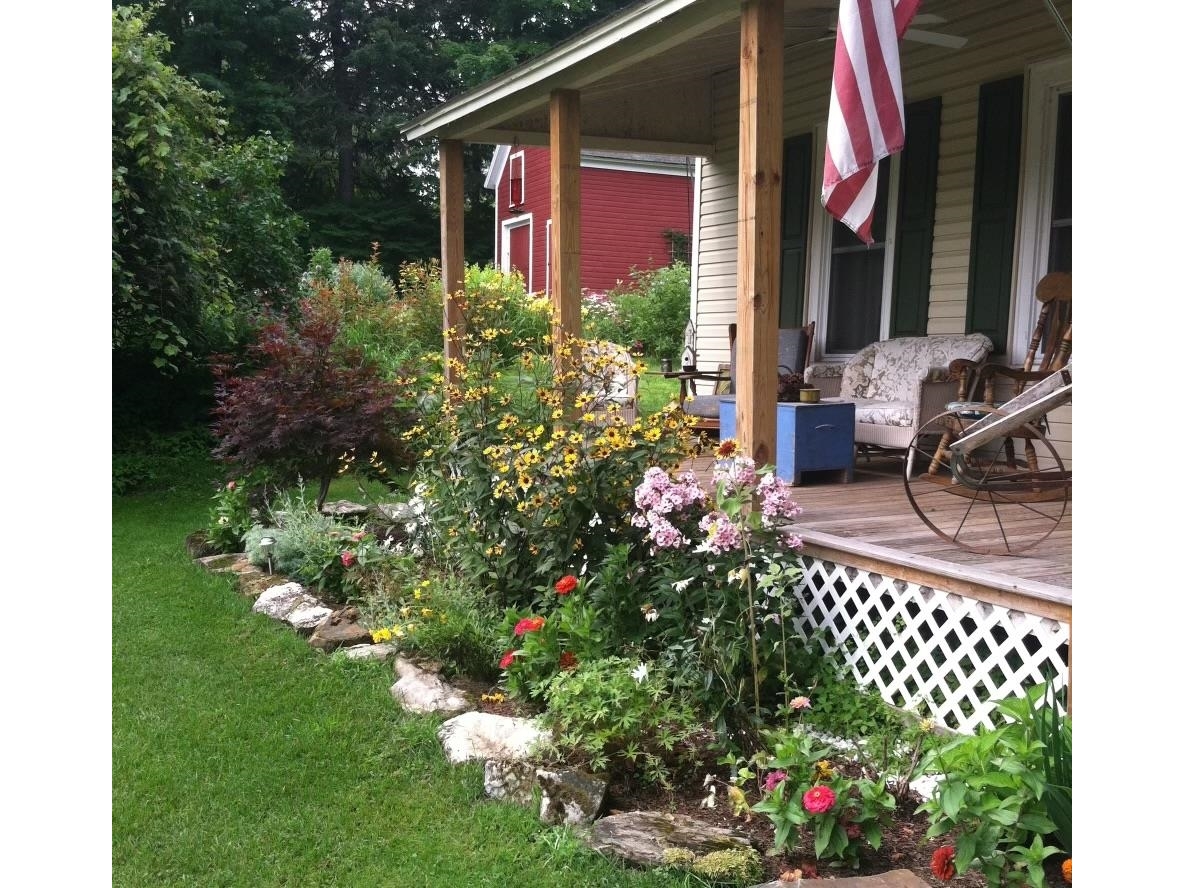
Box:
439;138;466;394
549;89;582;376
735;0;783;465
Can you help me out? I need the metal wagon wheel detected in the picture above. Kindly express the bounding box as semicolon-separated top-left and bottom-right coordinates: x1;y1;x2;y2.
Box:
903;407;1070;555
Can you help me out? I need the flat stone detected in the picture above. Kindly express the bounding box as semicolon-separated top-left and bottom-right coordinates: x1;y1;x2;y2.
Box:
483;760;538;806
390;657;473;715
587;811;751;869
437;711;547;765
752;871;928;888
197;553;243;572
372;502;416;522
309;608;374;651
343;642;397;661
536;768;607;827
320;500;369;518
286;603;333;633
252;582;332;632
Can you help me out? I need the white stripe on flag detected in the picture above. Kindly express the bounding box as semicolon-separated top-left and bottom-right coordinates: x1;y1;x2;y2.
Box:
822;0;920;245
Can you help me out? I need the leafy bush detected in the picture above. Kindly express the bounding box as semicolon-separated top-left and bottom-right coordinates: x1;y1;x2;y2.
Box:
408;277;694;606
112;426;217;494
538;655;701;787
210;294;414;509
352;555;503;681
583;261;690;361
205;479;254;553
745;726;896;866
917;682;1069;887
625;447;808;744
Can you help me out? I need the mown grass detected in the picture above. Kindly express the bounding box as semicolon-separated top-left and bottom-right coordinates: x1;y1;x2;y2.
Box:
112;485;708;888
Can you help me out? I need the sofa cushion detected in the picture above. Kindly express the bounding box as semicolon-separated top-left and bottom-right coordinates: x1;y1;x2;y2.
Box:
857;334;993;402
850;399;914;428
684;394;722;418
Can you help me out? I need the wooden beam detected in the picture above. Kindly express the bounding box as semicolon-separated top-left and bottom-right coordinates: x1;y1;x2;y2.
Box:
439;139;466;393
734;0;783;466
549;89;582;374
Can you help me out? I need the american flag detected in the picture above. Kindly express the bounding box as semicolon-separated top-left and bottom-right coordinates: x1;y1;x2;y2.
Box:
822;0;921;244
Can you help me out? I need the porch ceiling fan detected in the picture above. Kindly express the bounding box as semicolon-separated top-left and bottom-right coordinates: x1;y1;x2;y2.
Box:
786;13;967;51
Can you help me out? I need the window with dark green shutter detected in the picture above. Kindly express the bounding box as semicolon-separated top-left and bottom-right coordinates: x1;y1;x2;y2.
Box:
778;133;812;328
966;76;1024;355
890;96;942;337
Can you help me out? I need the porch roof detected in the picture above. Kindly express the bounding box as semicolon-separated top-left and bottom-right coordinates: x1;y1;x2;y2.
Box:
402;0;839;157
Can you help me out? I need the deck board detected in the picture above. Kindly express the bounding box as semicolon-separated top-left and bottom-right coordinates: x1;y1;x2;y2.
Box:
680;453;1071;599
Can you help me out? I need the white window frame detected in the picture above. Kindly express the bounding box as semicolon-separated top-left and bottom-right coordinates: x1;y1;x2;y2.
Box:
500;214;534;293
805;124;902;361
544;219;553;296
1009;56;1071;360
507;149;526;208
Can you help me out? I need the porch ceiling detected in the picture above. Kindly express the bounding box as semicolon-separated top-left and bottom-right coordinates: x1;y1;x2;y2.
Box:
402;0;841;157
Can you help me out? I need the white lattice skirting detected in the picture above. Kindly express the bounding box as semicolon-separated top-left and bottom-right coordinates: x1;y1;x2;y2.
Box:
792;556;1070;735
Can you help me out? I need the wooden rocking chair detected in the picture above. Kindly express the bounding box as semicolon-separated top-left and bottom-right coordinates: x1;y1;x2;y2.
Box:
938;271;1072;474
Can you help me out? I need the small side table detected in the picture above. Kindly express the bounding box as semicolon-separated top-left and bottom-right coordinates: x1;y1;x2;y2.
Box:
719;397;855;485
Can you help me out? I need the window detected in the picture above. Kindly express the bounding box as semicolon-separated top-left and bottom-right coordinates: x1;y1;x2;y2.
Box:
508;150;525;208
807;149;900;358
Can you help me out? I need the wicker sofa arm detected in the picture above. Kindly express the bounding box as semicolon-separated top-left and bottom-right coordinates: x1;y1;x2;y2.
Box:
917;376;961;428
804;362;844;398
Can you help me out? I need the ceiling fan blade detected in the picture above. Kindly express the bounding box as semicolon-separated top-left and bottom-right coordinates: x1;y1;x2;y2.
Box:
911;14;948;26
903;28;967;49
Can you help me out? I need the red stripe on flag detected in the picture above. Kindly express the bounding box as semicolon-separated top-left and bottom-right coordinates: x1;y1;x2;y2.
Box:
822;0;922;245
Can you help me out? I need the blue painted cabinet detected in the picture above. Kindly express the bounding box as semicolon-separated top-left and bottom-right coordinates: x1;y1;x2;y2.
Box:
719;398;855;485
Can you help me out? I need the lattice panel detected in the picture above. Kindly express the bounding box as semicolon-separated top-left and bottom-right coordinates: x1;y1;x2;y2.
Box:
792;557;1069;734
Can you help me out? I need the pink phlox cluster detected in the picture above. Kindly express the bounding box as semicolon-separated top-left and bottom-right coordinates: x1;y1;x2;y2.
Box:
712;455;758;493
646;514;689;550
757;474;803;527
632;467;706;536
779;531;804;551
697;511;744;554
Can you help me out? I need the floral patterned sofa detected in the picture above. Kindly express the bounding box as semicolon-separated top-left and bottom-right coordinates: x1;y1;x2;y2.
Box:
804;333;994;451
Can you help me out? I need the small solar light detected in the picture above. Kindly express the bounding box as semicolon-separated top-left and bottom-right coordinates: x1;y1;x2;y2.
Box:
258;536;276;574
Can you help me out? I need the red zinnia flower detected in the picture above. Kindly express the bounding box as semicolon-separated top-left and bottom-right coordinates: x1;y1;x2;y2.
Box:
340;550;357;567
558;651;578;670
554;575;578;595
513;616;545;636
499;650;516;669
930;846;956;881
802;784;836;814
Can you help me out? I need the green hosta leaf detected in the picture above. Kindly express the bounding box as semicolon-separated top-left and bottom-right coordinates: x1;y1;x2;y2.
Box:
939;780;967;819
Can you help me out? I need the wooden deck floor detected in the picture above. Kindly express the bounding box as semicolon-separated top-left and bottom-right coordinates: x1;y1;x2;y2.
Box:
680;451;1071;607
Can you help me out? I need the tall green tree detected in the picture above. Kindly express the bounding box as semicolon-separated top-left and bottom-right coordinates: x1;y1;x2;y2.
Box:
113;4;304;376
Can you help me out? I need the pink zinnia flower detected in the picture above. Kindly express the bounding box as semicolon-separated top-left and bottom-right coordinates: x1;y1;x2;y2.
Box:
789;695;811;710
802;785;836;814
513;616;545;636
762;770;788;792
340;550;356;567
226;480;237;491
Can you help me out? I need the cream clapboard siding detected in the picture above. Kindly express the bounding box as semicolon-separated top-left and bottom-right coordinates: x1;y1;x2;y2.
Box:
693;0;1071;459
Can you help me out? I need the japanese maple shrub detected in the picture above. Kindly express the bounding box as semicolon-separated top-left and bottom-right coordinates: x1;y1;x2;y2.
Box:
211;295;411;509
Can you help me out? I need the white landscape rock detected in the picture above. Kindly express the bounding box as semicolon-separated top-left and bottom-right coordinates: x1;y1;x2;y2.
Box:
436;711;548;765
252;582;331;632
390;657;473;715
343;642;398;662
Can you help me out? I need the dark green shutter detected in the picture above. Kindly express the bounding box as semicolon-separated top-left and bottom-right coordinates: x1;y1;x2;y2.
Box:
890;96;942;337
778;133;812;327
966;75;1024;355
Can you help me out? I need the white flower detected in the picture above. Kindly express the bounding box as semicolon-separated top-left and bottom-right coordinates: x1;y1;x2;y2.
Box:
671;578;693;593
644;608;660;623
727;566;750;585
588;511;602;528
630;663;649;683
217;516;229;525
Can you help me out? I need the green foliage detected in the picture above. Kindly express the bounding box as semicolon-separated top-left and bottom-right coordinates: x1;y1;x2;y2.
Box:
538;656;701;787
112;425;218;495
496;574;612;702
112;6;305;374
917;684;1069;887
744;726;896;867
629;455;808;745
688;847;763;884
408;271;694;606
583;262;691;361
352;556;503;681
205;479;254;553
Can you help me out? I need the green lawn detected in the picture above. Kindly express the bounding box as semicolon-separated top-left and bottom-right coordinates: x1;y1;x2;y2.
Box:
112;486;705;887
638;372;680;416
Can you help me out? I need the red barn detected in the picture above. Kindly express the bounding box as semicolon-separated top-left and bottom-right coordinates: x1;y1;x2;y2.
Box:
484;145;695;296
